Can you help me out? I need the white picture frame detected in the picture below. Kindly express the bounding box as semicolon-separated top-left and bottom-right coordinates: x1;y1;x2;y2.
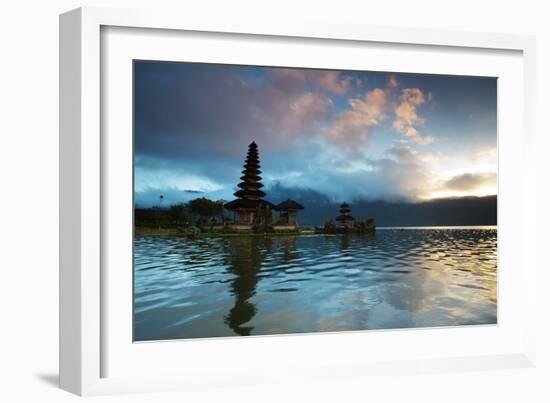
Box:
59;6;537;396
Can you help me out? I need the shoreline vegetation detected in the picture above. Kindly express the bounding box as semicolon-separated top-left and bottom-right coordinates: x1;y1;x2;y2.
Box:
134;223;494;238
134;226;374;238
134;226;310;238
134;196;375;239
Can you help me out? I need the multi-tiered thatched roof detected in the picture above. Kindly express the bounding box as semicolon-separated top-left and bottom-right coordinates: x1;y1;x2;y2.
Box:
224;142;274;210
335;202;355;222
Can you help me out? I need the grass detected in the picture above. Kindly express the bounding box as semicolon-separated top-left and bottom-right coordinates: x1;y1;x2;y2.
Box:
134;226;313;238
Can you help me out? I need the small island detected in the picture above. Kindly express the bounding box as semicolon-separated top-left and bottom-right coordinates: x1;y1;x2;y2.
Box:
317;202;375;234
135;142;375;237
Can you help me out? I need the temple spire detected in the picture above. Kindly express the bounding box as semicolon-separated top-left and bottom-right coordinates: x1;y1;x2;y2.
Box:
233;142;266;200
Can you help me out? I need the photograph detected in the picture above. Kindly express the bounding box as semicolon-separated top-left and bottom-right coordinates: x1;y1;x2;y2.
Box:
133;61;497;341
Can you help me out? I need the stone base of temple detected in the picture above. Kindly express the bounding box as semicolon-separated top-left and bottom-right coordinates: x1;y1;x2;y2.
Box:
225;223;254;231
314;226;375;234
272;224;298;231
223;223;298;232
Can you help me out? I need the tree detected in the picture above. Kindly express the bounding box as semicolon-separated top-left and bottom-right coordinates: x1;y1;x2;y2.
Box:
354;217;375;233
324;219;336;231
169;203;189;226
188;197;223;220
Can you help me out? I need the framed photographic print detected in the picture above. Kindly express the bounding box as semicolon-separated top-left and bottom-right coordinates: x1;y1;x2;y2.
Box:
60;7;537;396
132;61;498;341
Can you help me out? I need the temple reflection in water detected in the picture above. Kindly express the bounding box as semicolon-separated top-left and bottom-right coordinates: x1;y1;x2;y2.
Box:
223;237;271;335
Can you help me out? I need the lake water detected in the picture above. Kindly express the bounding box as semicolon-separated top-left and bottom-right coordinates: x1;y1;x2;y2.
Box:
134;227;497;341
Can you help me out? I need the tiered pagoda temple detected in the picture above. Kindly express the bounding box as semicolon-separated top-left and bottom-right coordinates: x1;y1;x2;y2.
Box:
224;142;275;227
335;202;355;228
224;142;304;230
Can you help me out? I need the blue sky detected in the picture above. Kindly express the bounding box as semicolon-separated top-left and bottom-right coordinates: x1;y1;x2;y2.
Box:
134;61;497;207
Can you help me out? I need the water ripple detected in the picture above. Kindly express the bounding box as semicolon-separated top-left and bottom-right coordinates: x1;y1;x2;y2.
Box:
134;228;497;340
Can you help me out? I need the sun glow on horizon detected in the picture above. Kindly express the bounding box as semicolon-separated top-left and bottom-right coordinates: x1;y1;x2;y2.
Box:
418;187;497;201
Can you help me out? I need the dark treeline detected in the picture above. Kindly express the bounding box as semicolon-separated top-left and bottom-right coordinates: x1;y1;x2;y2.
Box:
135;197;226;228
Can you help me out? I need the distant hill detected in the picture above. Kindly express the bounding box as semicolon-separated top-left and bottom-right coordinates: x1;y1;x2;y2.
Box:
266;185;496;227
345;196;496;227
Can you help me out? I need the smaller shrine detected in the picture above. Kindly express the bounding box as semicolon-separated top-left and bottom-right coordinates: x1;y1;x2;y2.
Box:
335;202;355;228
275;199;304;228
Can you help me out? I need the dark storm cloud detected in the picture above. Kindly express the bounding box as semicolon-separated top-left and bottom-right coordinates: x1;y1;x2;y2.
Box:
134;61;333;163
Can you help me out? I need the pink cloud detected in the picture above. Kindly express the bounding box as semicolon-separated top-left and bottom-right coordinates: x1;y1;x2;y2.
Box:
267;68;307;94
392;88;434;145
265;69;436;149
269;68;351;95
326;88;388;149
387;74;399;89
281;92;332;133
307;71;352;94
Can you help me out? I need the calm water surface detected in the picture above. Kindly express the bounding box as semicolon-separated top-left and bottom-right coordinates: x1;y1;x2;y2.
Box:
134;228;497;341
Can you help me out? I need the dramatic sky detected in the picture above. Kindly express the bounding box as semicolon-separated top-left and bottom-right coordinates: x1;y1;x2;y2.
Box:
134;61;497;208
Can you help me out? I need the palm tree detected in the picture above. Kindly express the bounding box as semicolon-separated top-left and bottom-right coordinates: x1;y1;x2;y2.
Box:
157;195;164;230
